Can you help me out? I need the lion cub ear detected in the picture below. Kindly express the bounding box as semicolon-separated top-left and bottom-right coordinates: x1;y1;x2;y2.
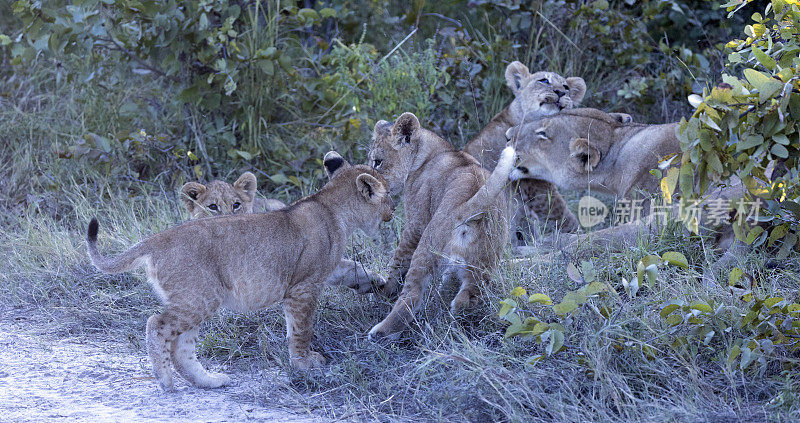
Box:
180;182;207;213
323;151;350;179
505;61;531;95
569;137;601;172
233;172;258;202
392;112;420;145
565;77;587;104
356;173;386;203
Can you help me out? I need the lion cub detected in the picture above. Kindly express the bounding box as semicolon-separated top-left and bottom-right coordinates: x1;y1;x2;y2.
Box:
180;171;286;219
367;112;515;339
180;172;383;292
87;152;394;390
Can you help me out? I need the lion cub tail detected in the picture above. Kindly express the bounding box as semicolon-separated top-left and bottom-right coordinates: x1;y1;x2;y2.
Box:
464;145;516;210
87;218;147;274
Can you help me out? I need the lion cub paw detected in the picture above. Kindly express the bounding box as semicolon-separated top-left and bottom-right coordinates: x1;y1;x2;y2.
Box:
450;292;480;315
346;272;386;295
376;277;401;298
291;351;326;370
367;319;403;342
204;372;233;389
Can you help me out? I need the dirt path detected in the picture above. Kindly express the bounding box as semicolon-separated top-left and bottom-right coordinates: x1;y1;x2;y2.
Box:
0;312;324;422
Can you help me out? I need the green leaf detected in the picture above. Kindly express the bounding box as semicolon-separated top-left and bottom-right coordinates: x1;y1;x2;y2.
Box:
729;267;744;286
198;13;209;31
319;7;336;18
745;226;764;244
563;290;587;306
743;68;783;103
529;322;550;336
728;345;741;365
665;314;683;326
297;8;319;23
566;262;582;283
751;47;777;70
553;299;578;316
770;144;789;158
661;251;688;269
528;293;553;305
679;160;694;198
510;286;527;297
740;346;754;369
636;255;661;286
737;134;764;151
584;282;607;296
777;233;797;260
660;167;679;203
545;329;565;356
660;303;681;318
498;298;517;317
504;320;524;338
764;297;784;308
768;225;789;247
773;134;790;145
689;302;713;314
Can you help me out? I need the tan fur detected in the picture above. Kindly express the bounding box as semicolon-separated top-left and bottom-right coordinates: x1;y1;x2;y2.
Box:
88;154;394;390
180;172;262;219
463;62;589;239
508;108;747;284
180;172;384;292
367;112;515;339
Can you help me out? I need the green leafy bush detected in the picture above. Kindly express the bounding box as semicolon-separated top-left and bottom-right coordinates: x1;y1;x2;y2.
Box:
677;0;800;256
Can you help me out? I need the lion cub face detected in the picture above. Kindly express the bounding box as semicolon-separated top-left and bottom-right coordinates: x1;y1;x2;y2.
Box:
368;119;416;196
180;172;257;219
324;151;395;232
505;61;586;123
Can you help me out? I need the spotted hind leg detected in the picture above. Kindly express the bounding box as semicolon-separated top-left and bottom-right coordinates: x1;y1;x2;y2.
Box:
146;313;176;391
171;326;232;388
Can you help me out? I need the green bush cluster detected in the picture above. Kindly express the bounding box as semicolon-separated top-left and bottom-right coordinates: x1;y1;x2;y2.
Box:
1;0;746;194
500;253;799;375
678;0;800;252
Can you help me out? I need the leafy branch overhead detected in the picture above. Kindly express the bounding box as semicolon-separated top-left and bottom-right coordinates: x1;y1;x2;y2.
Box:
678;0;800;254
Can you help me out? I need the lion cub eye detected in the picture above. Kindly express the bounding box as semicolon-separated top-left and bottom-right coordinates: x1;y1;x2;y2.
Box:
232;202;241;210
208;204;218;211
536;130;548;139
373;159;383;169
537;78;549;84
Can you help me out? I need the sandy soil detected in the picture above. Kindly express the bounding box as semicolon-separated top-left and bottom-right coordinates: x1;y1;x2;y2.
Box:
0;310;325;423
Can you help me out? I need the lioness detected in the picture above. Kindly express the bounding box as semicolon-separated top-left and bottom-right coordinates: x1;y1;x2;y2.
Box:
367;112;515;339
507;108;748;282
463;62;633;240
464;62;586;238
87;152;394;390
180;171;384;292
